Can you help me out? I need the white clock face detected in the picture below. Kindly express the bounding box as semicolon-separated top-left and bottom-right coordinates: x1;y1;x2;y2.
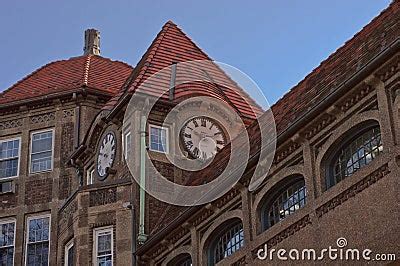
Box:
97;132;116;179
181;116;226;160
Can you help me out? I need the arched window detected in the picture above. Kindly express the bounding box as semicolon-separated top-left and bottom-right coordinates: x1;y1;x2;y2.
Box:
261;177;306;231
208;220;244;265
167;253;192;266
326;124;383;189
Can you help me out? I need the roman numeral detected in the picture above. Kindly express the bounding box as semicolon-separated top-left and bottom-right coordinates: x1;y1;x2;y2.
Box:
186;141;193;149
184;133;191;138
193;147;199;157
193;120;199;127
201;118;206;127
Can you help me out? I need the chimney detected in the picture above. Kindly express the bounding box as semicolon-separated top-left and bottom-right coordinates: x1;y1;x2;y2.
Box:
83;29;100;55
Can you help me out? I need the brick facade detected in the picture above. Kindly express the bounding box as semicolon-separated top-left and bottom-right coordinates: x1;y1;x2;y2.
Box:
0;2;399;266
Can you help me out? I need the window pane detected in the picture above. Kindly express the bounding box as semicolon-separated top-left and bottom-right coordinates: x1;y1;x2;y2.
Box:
0;247;14;265
66;244;74;266
265;179;306;229
31;151;52;173
0;159;18;179
125;133;132;160
27;217;50;266
150;127;167;153
330;126;382;188
0;140;19;160
97;234;111;255
0;222;14;247
31;131;53;173
27;242;49;266
96;229;112;266
97;255;112;266
212;221;244;264
28;218;50;243
32;132;53;154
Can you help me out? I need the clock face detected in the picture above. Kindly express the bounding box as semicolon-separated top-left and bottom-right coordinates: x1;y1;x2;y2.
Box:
181;116;227;160
97;132;116;179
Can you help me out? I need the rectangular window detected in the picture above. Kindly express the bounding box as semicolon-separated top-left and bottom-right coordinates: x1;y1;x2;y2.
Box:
30;130;54;173
87;166;95;185
123;131;132;160
0;219;16;265
0;181;13;194
64;239;74;266
0;138;20;179
149;125;168;153
93;227;113;266
26;215;50;266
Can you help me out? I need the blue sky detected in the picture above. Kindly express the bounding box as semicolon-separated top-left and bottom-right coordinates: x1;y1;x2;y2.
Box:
0;0;391;104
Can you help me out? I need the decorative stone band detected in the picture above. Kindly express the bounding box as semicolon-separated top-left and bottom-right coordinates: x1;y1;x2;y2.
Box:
89;187;117;207
63;109;75;118
252;215;312;259
0;118;22;130
316;163;390;218
30;112;55;124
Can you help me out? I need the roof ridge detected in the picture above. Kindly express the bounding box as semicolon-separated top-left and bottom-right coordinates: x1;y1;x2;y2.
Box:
129;21;175;91
90;54;133;70
107;20;176;109
83;54;92;86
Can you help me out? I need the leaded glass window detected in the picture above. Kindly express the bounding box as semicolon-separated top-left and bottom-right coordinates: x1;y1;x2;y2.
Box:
209;220;244;265
263;179;306;230
328;125;383;188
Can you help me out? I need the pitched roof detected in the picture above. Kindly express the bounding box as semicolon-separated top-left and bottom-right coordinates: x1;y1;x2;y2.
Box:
271;0;399;133
0;55;133;105
104;21;262;119
139;0;400;246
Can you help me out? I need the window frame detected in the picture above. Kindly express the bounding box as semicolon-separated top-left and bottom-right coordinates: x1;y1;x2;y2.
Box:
325;123;382;189
148;124;169;154
207;219;244;265
0;218;16;266
64;239;74;266
86;165;95;185
122;127;132;161
93;226;113;266
29;129;55;174
25;214;51;266
260;177;307;231
0;136;21;180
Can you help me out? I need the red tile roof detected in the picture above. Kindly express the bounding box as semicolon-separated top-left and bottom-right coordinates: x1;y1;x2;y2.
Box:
271;0;399;133
104;21;262;119
0;55;133;105
140;0;400;242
